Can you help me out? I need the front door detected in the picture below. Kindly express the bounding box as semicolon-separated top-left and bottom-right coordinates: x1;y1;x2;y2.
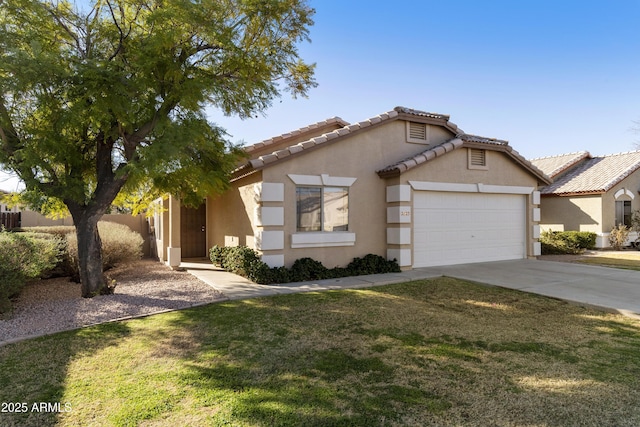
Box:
181;203;207;258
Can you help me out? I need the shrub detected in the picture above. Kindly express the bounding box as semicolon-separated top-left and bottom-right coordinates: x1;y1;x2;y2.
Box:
0;231;64;317
540;230;597;255
66;221;143;279
209;245;402;285
289;257;328;282
347;254;401;275
222;246;263;278
609;224;630;250
209;245;229;268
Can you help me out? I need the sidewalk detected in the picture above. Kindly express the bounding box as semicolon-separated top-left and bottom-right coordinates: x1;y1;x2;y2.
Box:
181;261;441;300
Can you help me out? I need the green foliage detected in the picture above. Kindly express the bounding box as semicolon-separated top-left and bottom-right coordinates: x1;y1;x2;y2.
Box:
609;224;631;250
209;245;227;268
0;230;64;317
0;0;315;294
347;254;402;275
210;246;401;285
0;0;315;212
289;257;328;282
66;222;143;278
540;230;597;255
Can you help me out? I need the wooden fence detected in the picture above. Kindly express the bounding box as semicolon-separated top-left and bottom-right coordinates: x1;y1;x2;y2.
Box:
0;212;21;230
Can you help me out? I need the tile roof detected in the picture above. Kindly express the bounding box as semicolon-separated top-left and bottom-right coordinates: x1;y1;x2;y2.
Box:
541;151;640;195
393;106;450;121
376;134;550;182
243;117;350;156
231;106;549;184
377;137;464;176
530;151;591;178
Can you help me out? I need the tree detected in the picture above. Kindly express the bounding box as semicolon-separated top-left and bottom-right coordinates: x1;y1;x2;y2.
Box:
0;0;316;297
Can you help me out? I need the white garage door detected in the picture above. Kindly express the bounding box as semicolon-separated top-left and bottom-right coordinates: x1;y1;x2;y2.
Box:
413;191;526;267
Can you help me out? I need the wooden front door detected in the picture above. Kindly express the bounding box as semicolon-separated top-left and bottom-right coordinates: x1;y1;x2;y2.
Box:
181;203;207;258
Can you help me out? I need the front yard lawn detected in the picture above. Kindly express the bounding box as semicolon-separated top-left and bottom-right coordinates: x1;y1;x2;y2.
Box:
1;277;640;426
576;252;640;271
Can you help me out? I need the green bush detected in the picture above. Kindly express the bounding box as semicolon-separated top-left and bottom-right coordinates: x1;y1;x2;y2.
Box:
222;246;263;278
66;221;143;279
209;245;401;285
289;258;328;282
209;245;228;268
540;230;597;255
0;231;64;317
347;254;401;275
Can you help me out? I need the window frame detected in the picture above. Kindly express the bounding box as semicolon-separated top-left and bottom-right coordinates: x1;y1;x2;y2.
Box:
615;199;632;227
296;185;349;233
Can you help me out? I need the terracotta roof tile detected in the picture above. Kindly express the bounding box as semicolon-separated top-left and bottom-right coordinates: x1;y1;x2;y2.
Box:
232;107;549;184
459;134;509;145
393;106;450;121
243;117;350;154
377;138;464;176
530;151;591;178
541;151;640;195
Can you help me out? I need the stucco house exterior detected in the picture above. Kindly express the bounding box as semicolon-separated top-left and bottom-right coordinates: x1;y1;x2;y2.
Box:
531;151;640;247
154;106;551;269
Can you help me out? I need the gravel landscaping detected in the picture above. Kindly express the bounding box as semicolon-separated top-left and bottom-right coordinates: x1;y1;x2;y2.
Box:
0;259;227;345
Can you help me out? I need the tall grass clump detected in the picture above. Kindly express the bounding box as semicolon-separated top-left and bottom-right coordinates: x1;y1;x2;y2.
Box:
66;222;143;277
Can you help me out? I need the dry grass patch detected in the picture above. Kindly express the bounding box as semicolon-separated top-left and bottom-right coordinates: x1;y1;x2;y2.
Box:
1;277;640;426
576;251;640;270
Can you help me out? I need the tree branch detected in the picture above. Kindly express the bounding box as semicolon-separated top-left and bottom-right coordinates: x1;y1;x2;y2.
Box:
0;98;20;157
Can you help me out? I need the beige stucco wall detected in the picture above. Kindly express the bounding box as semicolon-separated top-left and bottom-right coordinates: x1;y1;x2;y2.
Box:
258;120;542;267
539;171;640;239
199;117;546;269
261;122;415;267
207;172;262;249
602;173;640;232
399;148;542;260
539;195;602;233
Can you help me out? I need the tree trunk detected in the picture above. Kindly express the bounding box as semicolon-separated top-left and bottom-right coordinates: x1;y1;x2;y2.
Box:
74;214;106;297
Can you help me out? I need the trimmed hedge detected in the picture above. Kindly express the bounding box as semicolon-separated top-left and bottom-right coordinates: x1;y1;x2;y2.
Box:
540;230;597;255
0;231;64;317
209;245;401;285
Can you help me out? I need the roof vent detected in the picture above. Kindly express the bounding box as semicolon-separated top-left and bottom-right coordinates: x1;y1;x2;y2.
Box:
468;148;488;169
406;122;429;144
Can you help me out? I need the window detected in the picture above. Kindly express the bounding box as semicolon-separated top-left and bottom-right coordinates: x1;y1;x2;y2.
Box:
296;186;348;232
615;200;632;226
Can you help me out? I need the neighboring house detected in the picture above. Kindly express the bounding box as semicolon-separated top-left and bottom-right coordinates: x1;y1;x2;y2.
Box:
154;106;551;269
531;150;640;247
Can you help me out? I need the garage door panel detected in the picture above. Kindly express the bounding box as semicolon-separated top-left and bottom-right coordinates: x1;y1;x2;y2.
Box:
413;192;526;267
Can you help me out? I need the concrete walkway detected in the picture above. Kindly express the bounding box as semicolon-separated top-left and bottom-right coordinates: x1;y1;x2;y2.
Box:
182;259;640;318
182;261;441;300
184;259;640;319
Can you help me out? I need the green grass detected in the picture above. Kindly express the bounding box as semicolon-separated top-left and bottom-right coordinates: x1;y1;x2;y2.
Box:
1;277;640;426
576;253;640;270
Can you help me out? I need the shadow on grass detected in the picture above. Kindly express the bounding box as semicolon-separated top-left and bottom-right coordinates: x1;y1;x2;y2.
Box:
3;278;640;426
0;322;131;427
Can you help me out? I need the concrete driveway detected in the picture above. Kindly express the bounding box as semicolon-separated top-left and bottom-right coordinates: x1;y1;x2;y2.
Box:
420;259;640;318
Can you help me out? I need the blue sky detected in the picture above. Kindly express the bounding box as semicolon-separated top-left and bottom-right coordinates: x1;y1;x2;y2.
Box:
208;0;640;157
2;0;640;191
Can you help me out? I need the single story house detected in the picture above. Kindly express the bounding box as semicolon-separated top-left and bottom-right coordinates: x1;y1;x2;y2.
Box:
154;106;551;269
531;150;640;247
